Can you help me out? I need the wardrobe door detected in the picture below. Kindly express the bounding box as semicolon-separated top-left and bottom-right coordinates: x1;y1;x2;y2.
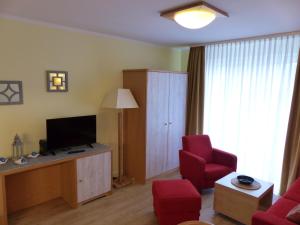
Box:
146;72;169;179
167;73;187;171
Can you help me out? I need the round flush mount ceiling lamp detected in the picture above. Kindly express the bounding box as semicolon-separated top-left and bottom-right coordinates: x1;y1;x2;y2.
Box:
174;8;216;29
160;1;228;30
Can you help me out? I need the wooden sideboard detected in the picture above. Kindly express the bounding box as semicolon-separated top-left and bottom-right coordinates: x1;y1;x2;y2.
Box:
0;144;112;225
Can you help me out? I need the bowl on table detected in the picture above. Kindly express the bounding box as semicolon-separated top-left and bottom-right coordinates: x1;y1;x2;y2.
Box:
237;175;254;185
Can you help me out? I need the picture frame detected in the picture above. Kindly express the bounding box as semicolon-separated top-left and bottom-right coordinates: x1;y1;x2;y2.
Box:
0;81;23;105
46;71;68;92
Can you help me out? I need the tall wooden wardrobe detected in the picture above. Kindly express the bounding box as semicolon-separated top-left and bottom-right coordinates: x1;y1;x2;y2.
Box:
123;69;187;183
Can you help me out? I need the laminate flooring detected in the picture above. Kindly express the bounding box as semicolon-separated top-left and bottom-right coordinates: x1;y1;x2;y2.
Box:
9;171;258;225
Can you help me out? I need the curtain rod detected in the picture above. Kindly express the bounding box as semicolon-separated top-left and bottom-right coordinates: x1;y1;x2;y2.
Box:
191;30;300;47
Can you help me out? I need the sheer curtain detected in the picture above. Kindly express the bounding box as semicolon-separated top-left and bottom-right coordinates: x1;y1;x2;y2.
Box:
204;34;300;193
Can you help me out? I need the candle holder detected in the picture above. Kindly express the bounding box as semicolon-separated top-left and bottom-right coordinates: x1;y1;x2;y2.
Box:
12;134;27;165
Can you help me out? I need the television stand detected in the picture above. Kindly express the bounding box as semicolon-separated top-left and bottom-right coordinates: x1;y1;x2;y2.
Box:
0;144;112;225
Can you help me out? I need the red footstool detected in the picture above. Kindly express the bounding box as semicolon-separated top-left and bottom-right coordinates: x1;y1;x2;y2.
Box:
152;179;201;225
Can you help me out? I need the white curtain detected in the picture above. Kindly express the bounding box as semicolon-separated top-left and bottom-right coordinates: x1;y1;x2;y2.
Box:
204;34;300;194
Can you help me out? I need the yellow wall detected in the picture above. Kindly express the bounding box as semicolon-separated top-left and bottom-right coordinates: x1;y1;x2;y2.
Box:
181;48;190;72
0;18;182;175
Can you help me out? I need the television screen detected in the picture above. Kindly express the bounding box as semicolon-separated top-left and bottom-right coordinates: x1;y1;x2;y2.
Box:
46;115;96;150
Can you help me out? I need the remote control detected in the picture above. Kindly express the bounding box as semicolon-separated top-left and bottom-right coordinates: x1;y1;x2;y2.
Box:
67;150;85;154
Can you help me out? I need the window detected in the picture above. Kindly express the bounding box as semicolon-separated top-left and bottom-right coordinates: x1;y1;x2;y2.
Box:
204;34;300;193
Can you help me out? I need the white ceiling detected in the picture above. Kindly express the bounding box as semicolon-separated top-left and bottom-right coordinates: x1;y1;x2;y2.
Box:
0;0;299;46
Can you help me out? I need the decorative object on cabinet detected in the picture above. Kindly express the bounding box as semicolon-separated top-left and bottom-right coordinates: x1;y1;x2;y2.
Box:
12;134;27;164
46;71;68;92
0;81;23;105
13;157;27;165
0;157;8;165
27;152;40;158
39;139;48;155
101;88;139;188
123;69;187;184
160;1;228;30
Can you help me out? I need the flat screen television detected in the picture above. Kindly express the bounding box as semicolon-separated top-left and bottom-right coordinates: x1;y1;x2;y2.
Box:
46;115;96;151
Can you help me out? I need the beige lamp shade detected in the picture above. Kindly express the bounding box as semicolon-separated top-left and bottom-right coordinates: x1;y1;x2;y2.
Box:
101;88;139;109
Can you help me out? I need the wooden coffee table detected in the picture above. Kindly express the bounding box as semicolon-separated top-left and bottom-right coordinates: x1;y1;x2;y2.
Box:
213;172;273;225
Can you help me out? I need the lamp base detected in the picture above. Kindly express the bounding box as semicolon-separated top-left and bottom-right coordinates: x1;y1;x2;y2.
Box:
113;176;134;189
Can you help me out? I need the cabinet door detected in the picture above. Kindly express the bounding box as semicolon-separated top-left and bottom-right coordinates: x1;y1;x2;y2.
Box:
77;152;111;203
167;73;187;171
146;72;169;179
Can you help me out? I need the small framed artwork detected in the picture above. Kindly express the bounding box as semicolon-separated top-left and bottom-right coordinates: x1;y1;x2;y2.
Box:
0;81;23;105
46;71;68;92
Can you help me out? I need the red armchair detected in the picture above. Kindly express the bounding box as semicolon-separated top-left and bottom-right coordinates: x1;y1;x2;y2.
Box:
179;135;237;190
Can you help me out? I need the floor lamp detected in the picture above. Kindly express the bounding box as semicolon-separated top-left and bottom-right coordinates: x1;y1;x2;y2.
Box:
101;88;139;188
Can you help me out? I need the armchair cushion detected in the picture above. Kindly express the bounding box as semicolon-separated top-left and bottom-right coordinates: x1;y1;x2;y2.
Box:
204;163;232;181
212;148;237;171
284;178;300;202
267;198;299;218
252;211;296;225
182;135;213;162
179;150;206;189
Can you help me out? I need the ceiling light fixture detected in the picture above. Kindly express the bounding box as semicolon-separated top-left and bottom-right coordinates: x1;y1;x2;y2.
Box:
160;1;228;30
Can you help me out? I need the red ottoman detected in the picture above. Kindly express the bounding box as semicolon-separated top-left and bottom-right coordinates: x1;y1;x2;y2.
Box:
152;179;201;225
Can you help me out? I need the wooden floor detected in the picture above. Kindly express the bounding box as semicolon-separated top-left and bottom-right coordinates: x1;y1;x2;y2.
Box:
9;171;243;225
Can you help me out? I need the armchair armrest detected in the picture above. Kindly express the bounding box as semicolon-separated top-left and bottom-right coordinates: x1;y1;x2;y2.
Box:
179;150;206;190
212;148;237;171
252;211;296;225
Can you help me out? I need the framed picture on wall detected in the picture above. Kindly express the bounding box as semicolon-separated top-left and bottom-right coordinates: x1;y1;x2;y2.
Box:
0;81;23;105
46;71;68;92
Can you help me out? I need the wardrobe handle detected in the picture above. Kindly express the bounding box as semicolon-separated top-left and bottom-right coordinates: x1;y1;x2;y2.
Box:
168;122;172;125
164;123;168;126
